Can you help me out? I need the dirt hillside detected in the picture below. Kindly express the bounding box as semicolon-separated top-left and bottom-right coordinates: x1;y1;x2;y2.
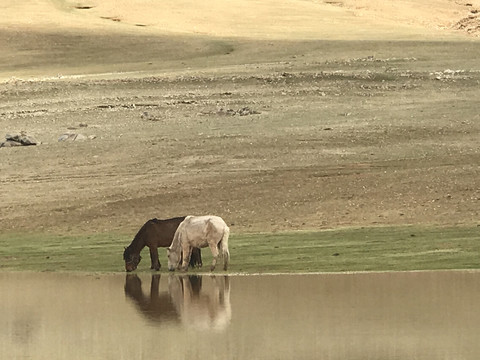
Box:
0;0;479;235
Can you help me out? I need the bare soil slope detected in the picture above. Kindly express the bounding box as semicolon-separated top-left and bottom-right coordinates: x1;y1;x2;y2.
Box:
0;0;479;235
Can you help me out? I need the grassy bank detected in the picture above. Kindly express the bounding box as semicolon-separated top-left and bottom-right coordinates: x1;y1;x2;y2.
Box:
0;226;479;273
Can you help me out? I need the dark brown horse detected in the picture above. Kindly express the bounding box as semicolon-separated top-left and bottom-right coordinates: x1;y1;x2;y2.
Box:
123;217;202;272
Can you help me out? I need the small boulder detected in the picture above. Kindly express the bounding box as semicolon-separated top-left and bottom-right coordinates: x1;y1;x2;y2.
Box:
1;132;38;147
0;140;22;147
58;133;87;142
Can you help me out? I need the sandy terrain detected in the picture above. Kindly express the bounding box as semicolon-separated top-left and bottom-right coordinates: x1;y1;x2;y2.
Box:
0;0;479;235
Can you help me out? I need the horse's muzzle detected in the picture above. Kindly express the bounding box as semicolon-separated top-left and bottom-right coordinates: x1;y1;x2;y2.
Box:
125;264;136;272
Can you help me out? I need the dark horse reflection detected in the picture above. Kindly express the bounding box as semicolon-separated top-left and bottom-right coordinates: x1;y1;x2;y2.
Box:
124;274;231;330
124;274;179;323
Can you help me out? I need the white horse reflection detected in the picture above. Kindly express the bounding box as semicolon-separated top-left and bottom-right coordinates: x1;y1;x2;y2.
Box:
168;275;231;331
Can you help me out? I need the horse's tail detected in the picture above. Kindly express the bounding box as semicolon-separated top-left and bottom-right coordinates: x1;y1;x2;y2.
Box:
218;223;230;268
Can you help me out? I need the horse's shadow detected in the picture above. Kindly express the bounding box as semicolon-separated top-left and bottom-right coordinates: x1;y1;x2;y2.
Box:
124;274;231;330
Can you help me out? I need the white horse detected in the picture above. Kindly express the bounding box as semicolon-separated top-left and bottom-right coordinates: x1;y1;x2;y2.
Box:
167;215;230;272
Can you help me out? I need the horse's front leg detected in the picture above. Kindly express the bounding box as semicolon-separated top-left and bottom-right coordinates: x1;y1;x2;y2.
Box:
180;244;192;272
149;246;161;271
208;243;220;272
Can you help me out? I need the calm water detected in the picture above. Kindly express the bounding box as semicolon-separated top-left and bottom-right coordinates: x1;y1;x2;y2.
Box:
1;271;480;360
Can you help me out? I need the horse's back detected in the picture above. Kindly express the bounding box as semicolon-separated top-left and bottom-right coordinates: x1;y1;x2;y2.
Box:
183;215;228;232
142;217;186;247
179;215;228;246
183;215;226;225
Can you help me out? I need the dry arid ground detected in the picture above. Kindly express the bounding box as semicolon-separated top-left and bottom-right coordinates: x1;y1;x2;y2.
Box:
0;0;479;235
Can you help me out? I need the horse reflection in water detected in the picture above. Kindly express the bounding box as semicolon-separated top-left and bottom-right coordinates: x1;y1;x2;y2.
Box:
124;274;179;323
124;274;231;330
168;275;231;331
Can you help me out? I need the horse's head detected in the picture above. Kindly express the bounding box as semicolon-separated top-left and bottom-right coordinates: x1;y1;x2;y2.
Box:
123;247;142;272
167;247;181;271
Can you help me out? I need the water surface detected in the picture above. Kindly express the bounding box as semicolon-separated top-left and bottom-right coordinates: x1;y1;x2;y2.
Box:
1;271;480;360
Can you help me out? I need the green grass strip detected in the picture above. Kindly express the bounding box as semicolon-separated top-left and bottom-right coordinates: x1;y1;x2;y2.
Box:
0;226;479;273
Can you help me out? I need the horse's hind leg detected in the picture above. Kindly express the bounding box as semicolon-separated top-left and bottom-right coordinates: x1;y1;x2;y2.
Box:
208;243;220;272
223;248;230;271
221;226;230;271
190;247;202;268
149;246;161;271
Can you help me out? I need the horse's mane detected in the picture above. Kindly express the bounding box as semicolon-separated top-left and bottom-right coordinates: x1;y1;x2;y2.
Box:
124;219;156;259
169;220;185;252
123;245;132;260
150;216;187;224
127;220;150;248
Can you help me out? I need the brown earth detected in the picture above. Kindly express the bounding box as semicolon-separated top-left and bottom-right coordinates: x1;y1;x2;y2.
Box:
0;0;479;235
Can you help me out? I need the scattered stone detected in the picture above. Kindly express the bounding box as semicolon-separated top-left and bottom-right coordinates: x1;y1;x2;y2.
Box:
58;133;88;142
0;132;38;147
236;107;261;116
198;107;261;117
7;133;38;145
176;100;197;105
101;16;121;22
0;140;22;147
431;69;469;81
453;13;480;36
141;111;161;121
